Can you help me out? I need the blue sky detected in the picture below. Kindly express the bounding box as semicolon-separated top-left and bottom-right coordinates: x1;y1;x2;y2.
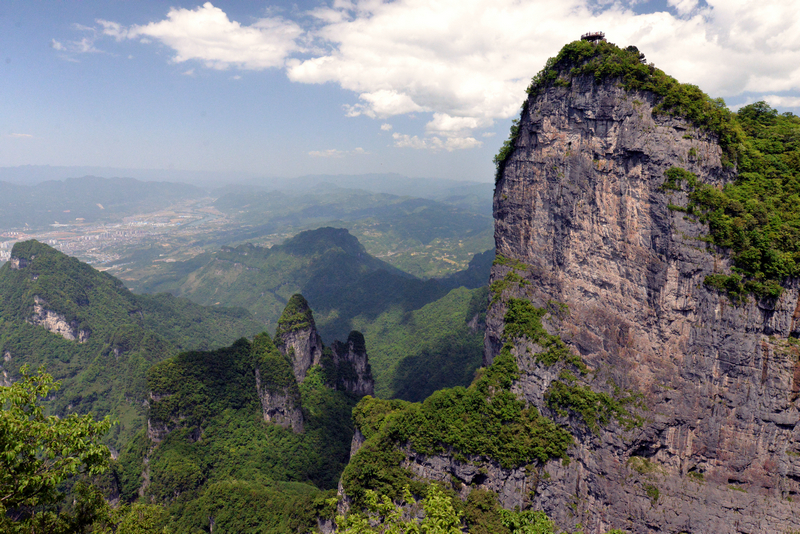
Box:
2;0;799;183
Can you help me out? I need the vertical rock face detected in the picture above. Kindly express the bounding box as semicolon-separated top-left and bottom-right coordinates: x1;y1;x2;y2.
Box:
255;369;304;433
275;294;323;383
330;331;375;396
252;332;304;433
490;74;800;533
1;350;11;387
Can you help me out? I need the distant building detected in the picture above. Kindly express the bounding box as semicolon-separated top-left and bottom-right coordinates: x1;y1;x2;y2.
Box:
581;32;606;43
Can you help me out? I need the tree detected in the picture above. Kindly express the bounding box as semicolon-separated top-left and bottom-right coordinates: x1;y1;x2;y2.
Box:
0;366;113;533
95;502;171;534
336;485;462;534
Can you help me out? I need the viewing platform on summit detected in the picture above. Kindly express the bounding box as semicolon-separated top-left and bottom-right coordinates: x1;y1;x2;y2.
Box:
581;31;606;43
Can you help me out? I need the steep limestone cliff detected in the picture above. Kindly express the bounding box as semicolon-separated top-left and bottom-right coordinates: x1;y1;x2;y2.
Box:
329;331;375;397
485;46;800;533
275;294;324;383
337;41;800;534
253;332;304;433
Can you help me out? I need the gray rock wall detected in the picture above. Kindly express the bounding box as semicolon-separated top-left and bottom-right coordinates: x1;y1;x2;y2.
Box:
486;76;800;533
255;368;304;433
331;334;375;397
278;326;323;384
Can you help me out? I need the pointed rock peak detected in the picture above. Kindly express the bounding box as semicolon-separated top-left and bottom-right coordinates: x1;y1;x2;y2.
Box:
274;295;323;384
275;294;316;340
346;330;366;353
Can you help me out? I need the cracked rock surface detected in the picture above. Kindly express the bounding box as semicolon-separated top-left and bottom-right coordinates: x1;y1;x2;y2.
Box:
484;76;800;533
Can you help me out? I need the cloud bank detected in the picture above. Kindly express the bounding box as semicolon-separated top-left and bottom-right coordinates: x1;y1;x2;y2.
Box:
87;0;800;150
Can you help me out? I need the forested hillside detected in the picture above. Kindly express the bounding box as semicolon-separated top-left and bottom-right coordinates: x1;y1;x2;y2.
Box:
113;298;376;532
0;240;262;448
133;227;492;399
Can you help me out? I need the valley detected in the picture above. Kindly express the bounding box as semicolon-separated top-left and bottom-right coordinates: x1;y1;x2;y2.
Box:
0;177;493;282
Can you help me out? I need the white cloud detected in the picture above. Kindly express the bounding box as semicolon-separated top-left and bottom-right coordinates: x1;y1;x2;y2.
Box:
380;123;393;131
182;69;195;76
8;133;33;138
97;20;126;41
308;147;369;157
732;94;800;111
425;113;492;137
392;132;481;151
99;2;302;70
667;0;699;17
92;0;800;150
286;0;800;135
344;89;427;118
763;95;800;109
73;37;99;54
392;133;428;150
50;34;103;58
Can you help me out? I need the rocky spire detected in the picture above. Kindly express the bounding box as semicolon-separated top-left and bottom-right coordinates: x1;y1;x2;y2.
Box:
486;42;800;532
274;294;324;384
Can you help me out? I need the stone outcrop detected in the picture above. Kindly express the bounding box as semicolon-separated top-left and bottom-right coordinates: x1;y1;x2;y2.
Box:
330;331;375;396
482;73;800;533
9;255;30;270
255;367;304;433
28;295;90;342
275;294;323;383
275;295;375;398
1;350;11;387
252;331;305;433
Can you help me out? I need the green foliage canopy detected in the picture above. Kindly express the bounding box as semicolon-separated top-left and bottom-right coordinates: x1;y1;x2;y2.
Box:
0;366;113;532
659;103;800;300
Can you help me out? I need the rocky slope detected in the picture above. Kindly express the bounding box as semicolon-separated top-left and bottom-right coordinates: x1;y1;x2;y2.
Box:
484;50;800;532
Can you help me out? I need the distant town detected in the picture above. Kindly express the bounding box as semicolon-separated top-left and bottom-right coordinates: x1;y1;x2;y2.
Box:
0;198;226;268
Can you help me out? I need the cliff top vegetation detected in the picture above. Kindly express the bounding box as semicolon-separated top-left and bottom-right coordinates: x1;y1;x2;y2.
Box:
495;41;800;300
274;294;316;340
662;101;800;300
495;39;742;180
